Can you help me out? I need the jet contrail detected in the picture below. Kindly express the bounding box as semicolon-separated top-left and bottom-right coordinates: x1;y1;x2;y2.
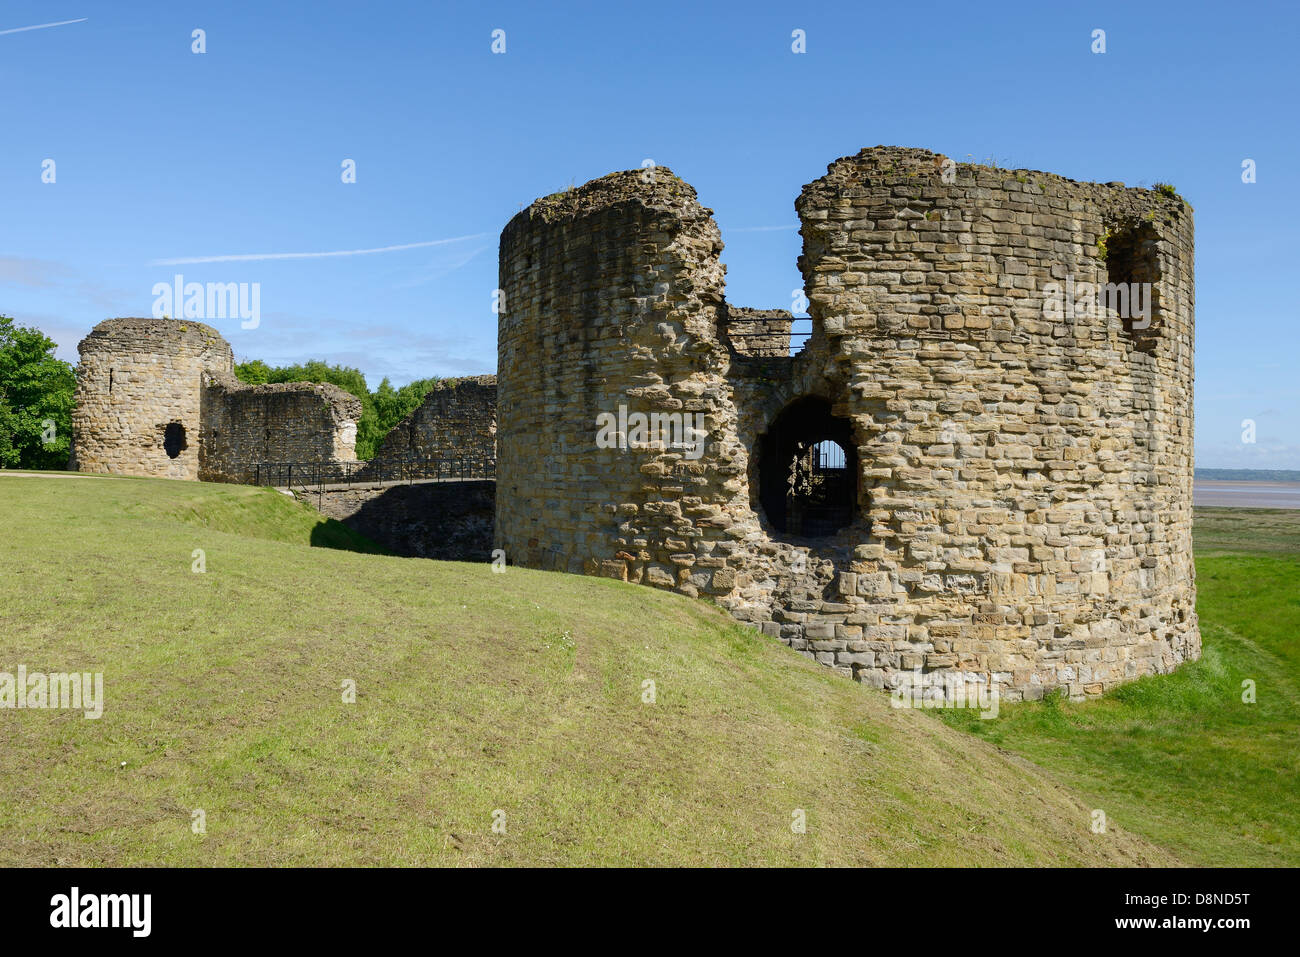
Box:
150;233;490;266
0;18;87;36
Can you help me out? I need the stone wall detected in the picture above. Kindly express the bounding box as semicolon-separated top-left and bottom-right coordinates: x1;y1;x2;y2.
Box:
369;375;497;472
71;318;360;483
497;170;741;591
495;147;1199;701
70;318;233;479
199;376;361;484
723;306;793;358
308;479;495;560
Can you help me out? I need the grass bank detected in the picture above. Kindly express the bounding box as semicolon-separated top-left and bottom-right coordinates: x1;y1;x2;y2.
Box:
0;475;1167;866
938;507;1300;866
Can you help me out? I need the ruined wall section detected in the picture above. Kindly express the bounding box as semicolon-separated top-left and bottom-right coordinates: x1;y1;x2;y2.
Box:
70;318;233;480
370;374;497;473
781;146;1198;696
496;170;756;593
199;377;361;484
722;306;793;358
310;479;495;561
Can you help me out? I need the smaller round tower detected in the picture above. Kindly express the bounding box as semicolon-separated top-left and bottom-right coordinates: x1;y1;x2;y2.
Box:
70;318;233;479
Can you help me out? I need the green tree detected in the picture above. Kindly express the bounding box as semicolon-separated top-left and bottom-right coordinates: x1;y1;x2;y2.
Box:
0;393;18;468
0;316;76;469
233;358;274;385
370;376;438;450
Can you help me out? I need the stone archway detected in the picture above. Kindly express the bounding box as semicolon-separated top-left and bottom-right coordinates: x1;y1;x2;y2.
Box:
757;396;857;537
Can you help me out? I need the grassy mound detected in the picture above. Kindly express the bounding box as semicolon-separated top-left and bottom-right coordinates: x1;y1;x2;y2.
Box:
0;475;1169;866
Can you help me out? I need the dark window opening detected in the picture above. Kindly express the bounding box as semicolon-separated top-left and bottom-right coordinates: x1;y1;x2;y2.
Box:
109;369;114;393
1105;221;1161;350
758;397;857;537
163;422;186;459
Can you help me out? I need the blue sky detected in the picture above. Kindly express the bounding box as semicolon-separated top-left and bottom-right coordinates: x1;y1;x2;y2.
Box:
2;0;1297;467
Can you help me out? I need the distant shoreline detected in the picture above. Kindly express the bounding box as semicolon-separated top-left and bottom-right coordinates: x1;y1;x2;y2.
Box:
1196;468;1300;483
1195;479;1300;509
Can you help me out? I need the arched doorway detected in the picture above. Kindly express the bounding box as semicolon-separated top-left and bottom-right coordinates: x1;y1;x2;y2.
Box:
757;397;857;537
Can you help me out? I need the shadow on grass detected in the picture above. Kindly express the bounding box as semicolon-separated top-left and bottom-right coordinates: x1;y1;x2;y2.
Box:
309;518;392;555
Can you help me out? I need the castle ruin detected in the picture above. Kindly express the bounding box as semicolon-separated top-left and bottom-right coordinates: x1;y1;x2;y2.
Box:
69;318;361;483
68;146;1200;702
368;374;496;471
495;146;1199;701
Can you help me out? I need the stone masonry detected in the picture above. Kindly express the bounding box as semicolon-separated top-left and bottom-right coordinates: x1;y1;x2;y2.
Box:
71;318;360;483
368;374;497;473
310;479;495;561
66;148;1201;704
200;377;361;484
70;318;234;480
495;146;1200;702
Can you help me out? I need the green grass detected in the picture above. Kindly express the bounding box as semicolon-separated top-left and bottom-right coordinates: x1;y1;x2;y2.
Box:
0;475;1169;866
1194;506;1300;555
937;507;1300;866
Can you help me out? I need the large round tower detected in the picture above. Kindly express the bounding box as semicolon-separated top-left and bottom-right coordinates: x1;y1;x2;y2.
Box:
495;147;1199;701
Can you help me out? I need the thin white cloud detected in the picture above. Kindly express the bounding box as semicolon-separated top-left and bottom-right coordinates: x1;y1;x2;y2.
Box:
393;244;491;289
0;256;134;312
149;233;490;266
0;17;87;36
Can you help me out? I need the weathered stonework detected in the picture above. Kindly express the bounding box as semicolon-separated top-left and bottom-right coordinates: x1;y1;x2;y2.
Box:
67;148;1201;703
723;307;794;358
71;318;360;482
309;479;495;560
369;374;497;472
496;146;1200;701
70;318;233;479
200;376;361;484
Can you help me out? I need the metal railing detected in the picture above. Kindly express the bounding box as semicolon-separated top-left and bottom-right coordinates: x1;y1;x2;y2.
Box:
252;454;495;490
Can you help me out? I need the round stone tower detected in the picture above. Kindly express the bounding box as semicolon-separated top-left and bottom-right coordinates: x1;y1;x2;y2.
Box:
496;147;1200;701
70;318;233;479
496;170;742;580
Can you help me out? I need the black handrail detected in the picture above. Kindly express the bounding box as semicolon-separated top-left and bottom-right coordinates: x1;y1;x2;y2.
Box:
250;454;496;490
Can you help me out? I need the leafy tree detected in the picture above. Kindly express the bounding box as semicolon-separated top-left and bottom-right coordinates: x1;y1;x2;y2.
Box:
233;358;274;385
0;393;18;468
371;376;438;449
0;316;76;469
